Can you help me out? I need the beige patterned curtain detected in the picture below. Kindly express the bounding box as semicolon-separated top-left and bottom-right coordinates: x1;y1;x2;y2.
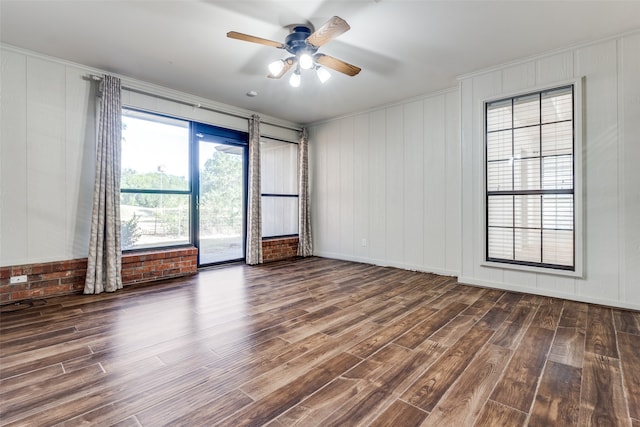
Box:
246;114;263;265
84;75;123;294
297;128;312;256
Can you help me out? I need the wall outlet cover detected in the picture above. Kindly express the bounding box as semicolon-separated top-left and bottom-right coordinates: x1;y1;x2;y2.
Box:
10;275;28;284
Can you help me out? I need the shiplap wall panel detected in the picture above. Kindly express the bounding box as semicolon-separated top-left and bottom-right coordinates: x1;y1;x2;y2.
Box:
339;117;355;256
353;114;370;260
325;122;341;255
422;96;444;270
310;89;459;275
368;110;387;263
385;106;405;264
470;72;504;285
536;51;574;86
575;40;620;301
65;68;95;257
444;91;461;273
310;124;328;254
0;50;28;264
460;79;475;279
502;62;536;93
459;33;640;310
621;33;640;304
404;100;424;268
26;57;67;261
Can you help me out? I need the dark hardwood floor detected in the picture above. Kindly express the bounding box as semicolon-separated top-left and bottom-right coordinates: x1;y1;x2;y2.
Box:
1;257;639;426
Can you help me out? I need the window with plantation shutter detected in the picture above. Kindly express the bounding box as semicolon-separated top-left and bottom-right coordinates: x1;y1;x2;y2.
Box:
485;85;575;270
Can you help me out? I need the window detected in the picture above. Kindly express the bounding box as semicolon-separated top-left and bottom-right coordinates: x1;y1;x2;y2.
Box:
485;85;577;271
120;110;191;250
261;138;298;237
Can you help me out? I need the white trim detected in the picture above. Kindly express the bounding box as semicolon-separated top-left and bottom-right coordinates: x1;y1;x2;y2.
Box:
458;275;640;311
480;77;584;278
313;251;459;278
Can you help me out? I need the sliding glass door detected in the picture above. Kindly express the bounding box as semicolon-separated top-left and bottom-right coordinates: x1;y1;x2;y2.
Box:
195;125;247;266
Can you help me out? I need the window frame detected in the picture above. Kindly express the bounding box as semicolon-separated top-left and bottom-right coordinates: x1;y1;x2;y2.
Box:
120;108;193;252
260;136;300;239
481;78;584;277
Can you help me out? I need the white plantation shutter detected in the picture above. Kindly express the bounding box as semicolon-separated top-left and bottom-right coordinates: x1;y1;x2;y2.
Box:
486;86;575;270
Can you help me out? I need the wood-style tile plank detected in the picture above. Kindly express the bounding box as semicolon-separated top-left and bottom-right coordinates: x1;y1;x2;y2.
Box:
220;351;361;426
559;300;588;329
424;343;511;426
614;310;640;335
475;400;527;427
548;326;585;368
579;352;631;427
392;302;468;349
490;326;555;413
368;400;428;427
528;360;581;426
585;305;619;358
319;344;444;426
618;331;640;420
401;326;494;412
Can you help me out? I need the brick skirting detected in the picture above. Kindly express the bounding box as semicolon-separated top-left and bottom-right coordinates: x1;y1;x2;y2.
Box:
0;247;197;304
1;238;300;304
262;237;299;262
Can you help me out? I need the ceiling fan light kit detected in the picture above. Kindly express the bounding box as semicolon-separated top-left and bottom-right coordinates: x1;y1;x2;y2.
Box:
227;16;361;88
289;68;302;87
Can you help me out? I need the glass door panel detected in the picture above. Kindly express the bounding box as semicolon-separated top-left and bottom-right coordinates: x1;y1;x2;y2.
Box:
198;139;245;265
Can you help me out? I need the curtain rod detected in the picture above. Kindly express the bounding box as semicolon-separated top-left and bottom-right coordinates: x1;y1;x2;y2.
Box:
85;74;302;132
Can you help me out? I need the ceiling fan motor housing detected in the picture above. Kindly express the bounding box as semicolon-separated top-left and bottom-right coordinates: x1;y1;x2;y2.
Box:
285;26;318;56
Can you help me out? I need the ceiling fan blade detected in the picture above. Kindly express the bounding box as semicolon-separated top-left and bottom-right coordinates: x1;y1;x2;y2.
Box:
314;54;361;76
227;31;285;49
268;58;295;79
306;16;350;48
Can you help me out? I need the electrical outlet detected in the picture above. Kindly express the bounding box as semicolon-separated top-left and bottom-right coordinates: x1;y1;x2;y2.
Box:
10;275;27;284
361;238;368;247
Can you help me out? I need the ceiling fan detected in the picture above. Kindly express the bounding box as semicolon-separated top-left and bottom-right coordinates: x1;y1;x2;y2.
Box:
227;16;361;87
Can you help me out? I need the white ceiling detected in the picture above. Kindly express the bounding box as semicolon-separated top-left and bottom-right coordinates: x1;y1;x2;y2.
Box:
2;1;640;125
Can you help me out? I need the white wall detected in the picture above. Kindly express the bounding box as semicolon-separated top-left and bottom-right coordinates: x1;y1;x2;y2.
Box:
0;45;300;267
309;89;461;276
459;32;640;310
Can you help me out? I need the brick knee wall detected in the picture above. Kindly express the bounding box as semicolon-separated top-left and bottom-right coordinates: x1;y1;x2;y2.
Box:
0;247;197;304
262;237;299;262
121;247;198;285
1;238;299;303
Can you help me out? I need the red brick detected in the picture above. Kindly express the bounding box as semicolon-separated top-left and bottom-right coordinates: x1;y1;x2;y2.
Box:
11;288;45;300
42;284;74;295
70;282;85;292
2;283;29;292
30;279;61;289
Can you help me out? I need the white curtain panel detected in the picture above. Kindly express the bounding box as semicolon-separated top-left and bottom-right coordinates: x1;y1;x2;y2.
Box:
246;114;263;265
84;75;123;294
297;128;313;257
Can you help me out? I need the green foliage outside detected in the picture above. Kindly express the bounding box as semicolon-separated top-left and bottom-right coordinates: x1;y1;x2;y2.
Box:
199;150;243;235
121;213;142;249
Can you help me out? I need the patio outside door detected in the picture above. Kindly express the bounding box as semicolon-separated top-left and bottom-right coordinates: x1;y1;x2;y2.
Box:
196;130;247;266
